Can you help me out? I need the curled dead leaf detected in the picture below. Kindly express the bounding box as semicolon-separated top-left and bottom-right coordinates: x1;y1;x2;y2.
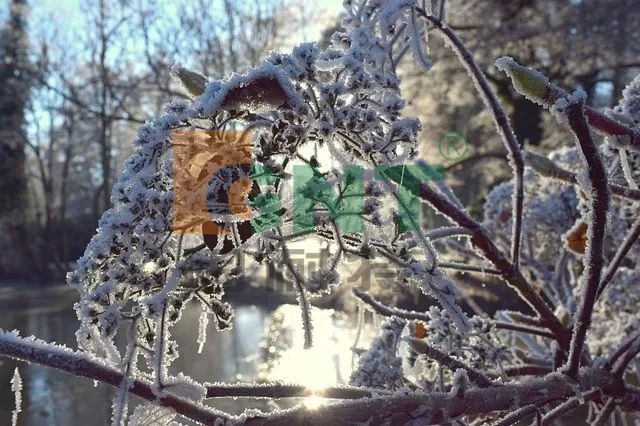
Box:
565;221;588;254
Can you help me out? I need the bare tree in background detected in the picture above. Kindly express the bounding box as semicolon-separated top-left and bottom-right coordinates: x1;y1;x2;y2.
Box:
0;0;315;280
0;0;33;278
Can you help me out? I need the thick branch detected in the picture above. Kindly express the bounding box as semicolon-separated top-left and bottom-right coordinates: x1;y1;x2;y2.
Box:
0;330;230;424
206;383;379;399
245;368;627;425
564;102;610;378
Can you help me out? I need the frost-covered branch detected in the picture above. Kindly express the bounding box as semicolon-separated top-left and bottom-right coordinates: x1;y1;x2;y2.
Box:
205;382;381;399
0;330;231;424
417;8;526;272
417;181;569;346
563;100;610;378
352;288;431;322
524;150;640;201
245;367;632;425
407;337;493;387
490;321;555;340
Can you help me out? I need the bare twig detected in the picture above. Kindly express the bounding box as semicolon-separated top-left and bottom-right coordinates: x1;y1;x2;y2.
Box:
597;216;640;298
492;404;539;426
524;150;640;201
605;330;640;370
490;364;551;377
491;321;555;339
438;262;501;275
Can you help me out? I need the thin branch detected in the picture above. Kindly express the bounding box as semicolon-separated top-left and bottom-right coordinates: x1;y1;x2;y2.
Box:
612;337;640;377
492;404;539;426
443;151;508;172
491;321;555;339
407;337;494;387
605;330;640;370
524;150;640;201
425;226;473;240
417;9;525;272
563;101;610;379
490;364;551;377
597;216;640;298
592;397;617;426
438;262;501;275
540;387;602;425
352;288;430;322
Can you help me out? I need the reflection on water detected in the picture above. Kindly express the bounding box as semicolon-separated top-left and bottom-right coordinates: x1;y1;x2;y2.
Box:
0;285;279;424
0;285;367;424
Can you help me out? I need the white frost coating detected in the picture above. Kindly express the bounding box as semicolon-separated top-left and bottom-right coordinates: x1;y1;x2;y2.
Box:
350;317;405;389
551;89;587;122
163;373;207;402
493;56;516;72
575;168;592;196
448;369;469;397
197;301;209;355
195;63;306;116
111;376;133;426
618;148;639;190
408;7;432;71
11;367;22;426
128;403;176;426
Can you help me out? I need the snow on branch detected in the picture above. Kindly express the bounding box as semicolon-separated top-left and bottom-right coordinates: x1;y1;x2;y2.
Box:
0;330;231;425
561;100;610;378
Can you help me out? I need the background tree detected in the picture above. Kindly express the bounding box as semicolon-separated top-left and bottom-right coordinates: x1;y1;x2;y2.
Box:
0;0;33;278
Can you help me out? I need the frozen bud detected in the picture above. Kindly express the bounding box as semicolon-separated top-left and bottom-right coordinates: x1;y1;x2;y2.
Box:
494;57;560;107
523;151;562;177
171;64;207;97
